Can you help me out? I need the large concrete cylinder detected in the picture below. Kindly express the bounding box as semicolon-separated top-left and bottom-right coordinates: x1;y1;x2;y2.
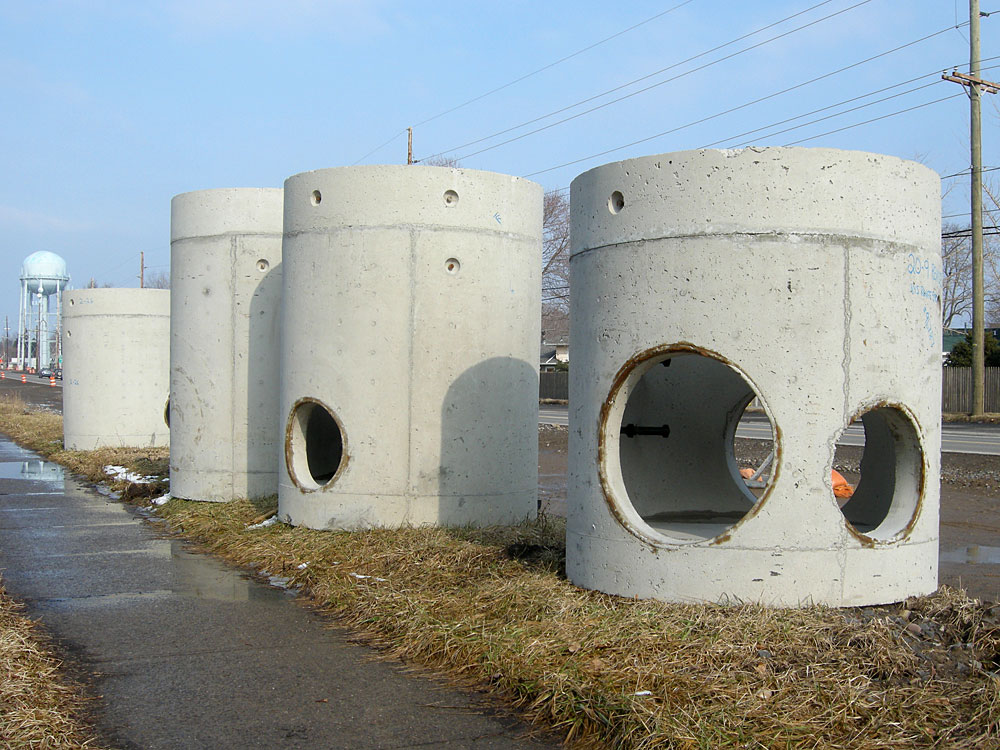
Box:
568;147;941;607
278;165;542;530
62;288;171;449
169;188;284;502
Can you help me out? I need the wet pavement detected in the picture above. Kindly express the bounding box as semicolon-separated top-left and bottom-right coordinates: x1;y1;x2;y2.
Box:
0;435;557;749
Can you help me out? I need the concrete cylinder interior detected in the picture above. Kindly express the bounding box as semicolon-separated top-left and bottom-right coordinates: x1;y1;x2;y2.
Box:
278;165;542;530
567;147;941;607
169;188;284;502
62;288;171;450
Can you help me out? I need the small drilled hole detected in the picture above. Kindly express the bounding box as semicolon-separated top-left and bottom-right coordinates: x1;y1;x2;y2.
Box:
311;190;322;206
444;189;459;207
445;258;460;274
256;259;270;272
609;191;625;214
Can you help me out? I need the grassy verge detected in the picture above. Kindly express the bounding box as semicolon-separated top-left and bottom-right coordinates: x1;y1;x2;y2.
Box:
1;393;999;747
0;584;102;749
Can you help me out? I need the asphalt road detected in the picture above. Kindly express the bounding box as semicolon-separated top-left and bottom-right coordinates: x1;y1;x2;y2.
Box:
539;405;1000;457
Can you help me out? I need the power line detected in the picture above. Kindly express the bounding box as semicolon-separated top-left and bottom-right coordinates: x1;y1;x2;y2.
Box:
351;1;700;165
525;33;976;179
421;0;869;164
782;93;963;146
411;0;700;130
722;79;946;148
942;164;1000;179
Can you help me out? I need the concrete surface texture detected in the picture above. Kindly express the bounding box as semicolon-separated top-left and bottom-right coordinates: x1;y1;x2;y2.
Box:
279;165;542;530
62;288;170;449
567;147;942;607
169;188;284;502
0;435;557;749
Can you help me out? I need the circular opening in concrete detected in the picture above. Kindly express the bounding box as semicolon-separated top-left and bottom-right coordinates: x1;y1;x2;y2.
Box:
286;398;345;492
311;190;322;206
163;397;170;428
832;405;923;542
604;348;774;545
256;259;269;273
733;399;775;500
608;191;625;214
445;257;461;274
444;189;459;207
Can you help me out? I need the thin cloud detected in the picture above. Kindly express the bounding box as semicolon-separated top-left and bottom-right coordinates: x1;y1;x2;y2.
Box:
0;205;97;233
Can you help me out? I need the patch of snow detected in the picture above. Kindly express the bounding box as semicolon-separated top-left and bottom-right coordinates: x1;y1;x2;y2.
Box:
103;465;157;484
634;690;652;696
297;562;308;570
151;493;171;506
246;516;278;530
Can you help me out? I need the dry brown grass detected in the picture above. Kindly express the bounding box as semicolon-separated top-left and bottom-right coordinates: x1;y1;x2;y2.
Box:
160;497;1000;749
1;396;998;748
0;394;168;500
0;584;102;749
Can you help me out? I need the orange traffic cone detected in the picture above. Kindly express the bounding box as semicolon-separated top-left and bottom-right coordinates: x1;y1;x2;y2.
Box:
20;374;26;383
49;376;55;387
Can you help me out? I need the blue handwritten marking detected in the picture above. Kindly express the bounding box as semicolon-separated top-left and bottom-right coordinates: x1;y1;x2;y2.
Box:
910;282;938;302
905;253;942;284
493;212;502;225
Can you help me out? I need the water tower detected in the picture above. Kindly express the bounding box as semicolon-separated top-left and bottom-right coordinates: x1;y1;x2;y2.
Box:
17;251;70;371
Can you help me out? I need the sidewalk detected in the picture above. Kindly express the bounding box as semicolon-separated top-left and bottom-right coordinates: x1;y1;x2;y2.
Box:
0;435;557;749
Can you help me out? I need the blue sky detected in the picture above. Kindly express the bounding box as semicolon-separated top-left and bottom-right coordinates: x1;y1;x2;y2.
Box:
0;0;997;329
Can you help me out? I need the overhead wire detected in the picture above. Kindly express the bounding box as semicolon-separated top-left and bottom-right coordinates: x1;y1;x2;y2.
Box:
411;0;700;130
351;0;701;164
419;0;868;163
525;33;974;178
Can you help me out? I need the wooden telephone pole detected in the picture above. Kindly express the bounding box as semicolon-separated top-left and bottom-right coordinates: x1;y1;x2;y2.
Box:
407;127;414;165
943;0;999;416
139;251;145;288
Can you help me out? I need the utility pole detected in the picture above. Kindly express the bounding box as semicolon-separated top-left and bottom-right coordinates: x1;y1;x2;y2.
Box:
943;0;999;415
407;127;413;165
139;251;145;289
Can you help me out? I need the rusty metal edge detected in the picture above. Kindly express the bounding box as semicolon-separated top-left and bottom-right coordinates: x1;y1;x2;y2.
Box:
284;396;350;494
596;341;779;551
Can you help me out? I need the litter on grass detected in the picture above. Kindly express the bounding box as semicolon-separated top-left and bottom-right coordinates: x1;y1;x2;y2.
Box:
350;573;388;582
246;516;279;530
103;465;157;484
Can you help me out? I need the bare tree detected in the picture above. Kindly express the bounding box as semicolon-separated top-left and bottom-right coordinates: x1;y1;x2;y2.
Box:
541;189;570;341
145;270;170;289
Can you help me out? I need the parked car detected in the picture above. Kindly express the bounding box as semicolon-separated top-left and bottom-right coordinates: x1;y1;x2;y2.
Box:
53;368;63;380
37;368;53;378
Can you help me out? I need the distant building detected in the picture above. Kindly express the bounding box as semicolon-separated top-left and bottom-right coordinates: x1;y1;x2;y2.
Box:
540;341;569;371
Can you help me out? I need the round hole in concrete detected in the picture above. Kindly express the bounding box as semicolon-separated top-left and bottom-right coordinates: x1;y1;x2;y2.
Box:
285;398;345;491
163;397;170;428
608;190;625;214
445;258;460;274
444;189;459;206
311;190;322;206
69;298;75;306
603;347;775;545
832;405;923;541
256;259;269;273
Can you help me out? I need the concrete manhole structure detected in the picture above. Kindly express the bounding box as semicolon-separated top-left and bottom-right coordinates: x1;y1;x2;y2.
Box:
278;165;542;530
169;188;284;502
567;147;941;607
62;288;171;450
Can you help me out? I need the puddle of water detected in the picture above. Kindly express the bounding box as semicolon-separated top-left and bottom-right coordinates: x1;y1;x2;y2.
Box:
0;459;65;483
169;541;289;602
941;545;1000;565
